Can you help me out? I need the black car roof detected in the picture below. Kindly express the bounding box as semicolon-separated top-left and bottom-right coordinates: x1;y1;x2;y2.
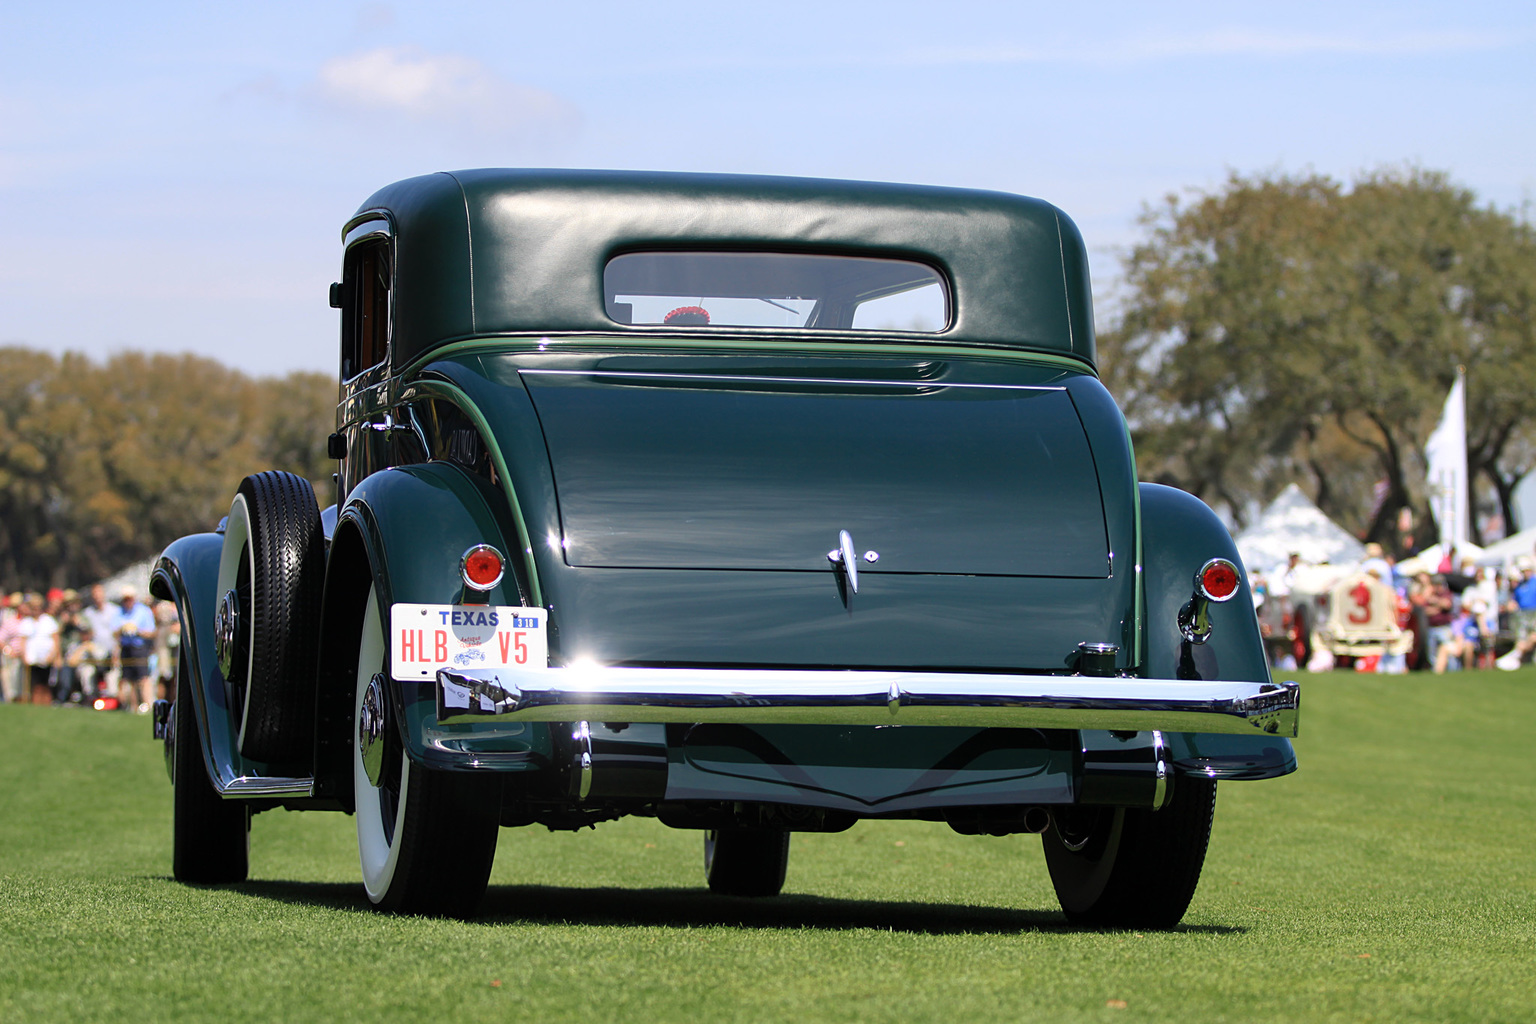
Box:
350;169;1096;369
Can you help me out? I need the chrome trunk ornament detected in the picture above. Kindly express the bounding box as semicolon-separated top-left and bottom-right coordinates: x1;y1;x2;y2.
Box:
827;529;874;593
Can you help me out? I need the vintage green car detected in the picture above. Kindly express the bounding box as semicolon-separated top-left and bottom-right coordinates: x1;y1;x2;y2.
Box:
151;169;1298;927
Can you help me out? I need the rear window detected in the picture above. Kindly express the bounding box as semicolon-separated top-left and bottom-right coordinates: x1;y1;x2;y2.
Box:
604;252;949;332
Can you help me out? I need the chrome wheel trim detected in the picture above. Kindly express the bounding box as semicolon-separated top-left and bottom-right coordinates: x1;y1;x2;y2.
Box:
354;586;409;904
214;493;256;748
213;588;241;681
358;673;387;787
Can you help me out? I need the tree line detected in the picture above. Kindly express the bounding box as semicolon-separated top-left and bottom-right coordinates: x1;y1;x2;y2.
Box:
0;348;334;591
1099;166;1535;553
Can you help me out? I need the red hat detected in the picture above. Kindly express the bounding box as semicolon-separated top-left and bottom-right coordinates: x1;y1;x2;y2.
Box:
663;305;711;326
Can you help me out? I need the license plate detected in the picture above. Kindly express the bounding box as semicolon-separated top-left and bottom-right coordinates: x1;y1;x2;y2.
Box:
389;603;547;682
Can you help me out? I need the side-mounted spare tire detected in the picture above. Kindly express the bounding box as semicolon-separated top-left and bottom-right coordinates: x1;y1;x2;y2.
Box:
214;471;324;764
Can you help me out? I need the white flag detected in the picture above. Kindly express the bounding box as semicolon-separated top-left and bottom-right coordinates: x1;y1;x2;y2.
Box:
1424;371;1468;550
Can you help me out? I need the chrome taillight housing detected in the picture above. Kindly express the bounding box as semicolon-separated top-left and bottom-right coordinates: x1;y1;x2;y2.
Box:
461;544;505;592
1180;557;1241;643
1196;558;1240;602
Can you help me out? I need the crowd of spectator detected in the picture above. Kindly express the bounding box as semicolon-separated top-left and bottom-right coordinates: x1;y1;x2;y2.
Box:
3;545;1529;705
1254;541;1536;675
1407;556;1502;673
0;584;179;712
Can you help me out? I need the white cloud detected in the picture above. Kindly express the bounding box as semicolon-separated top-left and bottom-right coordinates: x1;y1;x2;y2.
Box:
315;46;577;136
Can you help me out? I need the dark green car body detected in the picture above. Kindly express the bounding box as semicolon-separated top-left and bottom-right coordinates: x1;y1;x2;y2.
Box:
153;170;1297;921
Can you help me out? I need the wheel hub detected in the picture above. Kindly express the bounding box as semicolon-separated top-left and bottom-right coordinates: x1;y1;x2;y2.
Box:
214;588;245;683
359;673;388;786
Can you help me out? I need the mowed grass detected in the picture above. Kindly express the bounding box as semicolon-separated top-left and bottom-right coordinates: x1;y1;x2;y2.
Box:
2;670;1534;1024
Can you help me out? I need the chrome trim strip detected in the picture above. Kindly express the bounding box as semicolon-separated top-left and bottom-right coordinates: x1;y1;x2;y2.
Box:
218;774;314;798
572;721;594;799
517;369;1067;392
436;667;1299;737
1151;730;1169;809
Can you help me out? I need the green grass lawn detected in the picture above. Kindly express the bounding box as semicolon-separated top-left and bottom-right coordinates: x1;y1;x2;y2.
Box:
2;669;1534;1023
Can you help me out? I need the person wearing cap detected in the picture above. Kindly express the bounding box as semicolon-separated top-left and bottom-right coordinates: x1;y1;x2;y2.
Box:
1359;543;1394;588
1496;556;1536;670
116;586;157;712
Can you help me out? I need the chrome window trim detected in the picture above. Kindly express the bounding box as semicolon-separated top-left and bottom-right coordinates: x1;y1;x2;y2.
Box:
343;214;393;249
339;218;395;385
518;369;1066;392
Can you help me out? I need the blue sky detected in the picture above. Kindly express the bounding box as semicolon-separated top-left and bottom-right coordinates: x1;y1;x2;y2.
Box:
2;1;1532;377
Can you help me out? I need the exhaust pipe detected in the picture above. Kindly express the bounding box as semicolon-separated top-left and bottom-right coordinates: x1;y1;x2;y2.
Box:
945;805;1053;836
1021;806;1051;834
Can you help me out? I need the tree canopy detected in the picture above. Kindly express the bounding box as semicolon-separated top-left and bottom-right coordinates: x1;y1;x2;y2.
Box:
0;348;334;590
1099;167;1536;552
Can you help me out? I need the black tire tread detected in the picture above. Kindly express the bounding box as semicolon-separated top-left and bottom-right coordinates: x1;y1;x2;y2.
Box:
238;471;324;763
705;828;790;898
173;659;249;883
1051;777;1217;930
376;766;501;917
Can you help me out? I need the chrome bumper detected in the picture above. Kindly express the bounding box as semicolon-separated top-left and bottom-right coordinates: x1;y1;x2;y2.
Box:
435;666;1299;737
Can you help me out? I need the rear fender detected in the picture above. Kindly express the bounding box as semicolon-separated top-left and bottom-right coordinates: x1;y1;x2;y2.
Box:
312;462;553;805
1139;482;1296;779
150;533;274;790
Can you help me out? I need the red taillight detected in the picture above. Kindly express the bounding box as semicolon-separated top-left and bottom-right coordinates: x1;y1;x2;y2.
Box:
461;544;505;591
1198;558;1240;602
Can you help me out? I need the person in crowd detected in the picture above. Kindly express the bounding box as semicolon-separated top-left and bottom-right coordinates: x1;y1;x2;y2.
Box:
78;583;122;701
1420;574;1456;668
1432;606;1479;674
1462;566;1500;669
152;598;180;702
1268;552;1304;601
1407;572;1437;669
54;590;87;703
115;586;157;713
0;593;23;702
1496;557;1536;670
1360;543;1394;587
18;594;61;705
1363;559;1410;675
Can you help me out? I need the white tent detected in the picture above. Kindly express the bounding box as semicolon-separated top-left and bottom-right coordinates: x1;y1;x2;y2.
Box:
96;557;157;600
1473;526;1536;569
1395;539;1487;577
1234;483;1366;572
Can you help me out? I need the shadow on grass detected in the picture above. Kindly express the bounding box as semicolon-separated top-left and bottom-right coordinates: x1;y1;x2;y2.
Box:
179;878;1244;936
